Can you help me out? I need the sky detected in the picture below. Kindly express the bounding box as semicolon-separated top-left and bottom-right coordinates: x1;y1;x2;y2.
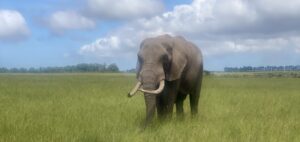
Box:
1;0;300;71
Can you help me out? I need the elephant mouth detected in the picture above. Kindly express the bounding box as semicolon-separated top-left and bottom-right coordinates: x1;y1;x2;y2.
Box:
128;80;165;97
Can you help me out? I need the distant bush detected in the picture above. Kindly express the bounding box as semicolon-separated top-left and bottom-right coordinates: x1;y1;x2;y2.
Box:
0;63;120;73
125;68;136;73
212;72;300;78
225;65;300;72
204;70;211;76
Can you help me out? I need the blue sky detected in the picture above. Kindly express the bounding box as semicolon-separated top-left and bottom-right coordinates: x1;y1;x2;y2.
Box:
1;0;300;71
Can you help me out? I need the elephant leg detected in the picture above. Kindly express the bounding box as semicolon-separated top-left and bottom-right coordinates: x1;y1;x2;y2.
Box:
176;92;187;117
190;85;201;116
190;91;199;116
158;94;174;119
190;76;202;116
156;91;172;119
190;66;203;116
158;80;180;119
156;95;164;119
166;81;180;117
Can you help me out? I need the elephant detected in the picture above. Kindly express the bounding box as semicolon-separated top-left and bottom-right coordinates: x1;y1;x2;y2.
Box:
128;34;203;126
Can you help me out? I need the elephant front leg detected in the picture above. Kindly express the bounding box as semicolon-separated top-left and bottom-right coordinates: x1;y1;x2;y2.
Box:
156;93;164;119
160;80;180;118
176;92;187;119
156;93;172;120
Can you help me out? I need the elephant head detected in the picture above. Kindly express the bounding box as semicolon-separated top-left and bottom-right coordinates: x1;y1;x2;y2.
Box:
128;35;187;123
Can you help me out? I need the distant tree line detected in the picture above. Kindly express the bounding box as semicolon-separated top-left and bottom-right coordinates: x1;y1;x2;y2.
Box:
224;65;300;72
125;68;136;73
0;63;119;73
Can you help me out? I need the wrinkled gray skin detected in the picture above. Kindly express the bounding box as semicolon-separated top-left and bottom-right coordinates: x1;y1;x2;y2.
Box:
136;34;203;126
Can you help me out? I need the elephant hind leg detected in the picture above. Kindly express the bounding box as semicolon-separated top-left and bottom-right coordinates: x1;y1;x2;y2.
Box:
190;81;202;116
190;91;200;116
190;66;203;116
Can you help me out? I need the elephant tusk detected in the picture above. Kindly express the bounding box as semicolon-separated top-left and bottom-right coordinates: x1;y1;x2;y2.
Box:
128;82;142;97
139;80;165;94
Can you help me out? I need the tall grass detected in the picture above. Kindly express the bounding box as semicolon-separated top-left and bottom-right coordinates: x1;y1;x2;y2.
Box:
0;74;299;142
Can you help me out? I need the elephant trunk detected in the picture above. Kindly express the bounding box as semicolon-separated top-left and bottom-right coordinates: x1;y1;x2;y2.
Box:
142;81;158;126
144;93;156;125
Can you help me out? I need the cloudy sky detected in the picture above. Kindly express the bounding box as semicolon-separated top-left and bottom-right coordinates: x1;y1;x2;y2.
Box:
1;0;300;71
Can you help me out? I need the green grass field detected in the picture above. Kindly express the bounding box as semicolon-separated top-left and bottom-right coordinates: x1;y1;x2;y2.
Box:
0;73;299;142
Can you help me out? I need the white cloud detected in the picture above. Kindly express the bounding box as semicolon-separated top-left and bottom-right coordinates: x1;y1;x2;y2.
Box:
48;11;95;34
0;10;30;41
254;0;300;16
197;37;294;56
79;0;300;68
289;36;300;53
86;0;164;20
79;22;173;58
47;0;163;33
79;36;121;57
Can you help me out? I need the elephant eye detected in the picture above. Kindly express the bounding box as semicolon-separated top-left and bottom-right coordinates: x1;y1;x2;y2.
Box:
161;54;169;62
138;55;143;63
162;54;170;71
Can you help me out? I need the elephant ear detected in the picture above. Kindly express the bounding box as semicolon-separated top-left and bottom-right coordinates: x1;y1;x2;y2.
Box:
165;46;187;81
136;41;146;81
136;56;142;81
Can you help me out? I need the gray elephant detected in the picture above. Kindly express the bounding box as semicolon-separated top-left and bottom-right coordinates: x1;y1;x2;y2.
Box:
128;34;203;125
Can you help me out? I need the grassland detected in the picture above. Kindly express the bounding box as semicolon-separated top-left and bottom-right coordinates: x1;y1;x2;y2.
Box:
0;73;299;142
